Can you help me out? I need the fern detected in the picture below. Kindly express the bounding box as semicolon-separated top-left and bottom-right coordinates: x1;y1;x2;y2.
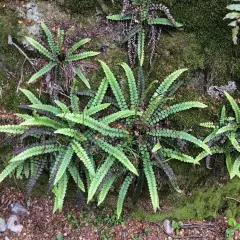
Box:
225;91;240;123
96;139;138;175
90;78;109;107
117;175;133;219
75;68;91;89
28;62;57;83
148;129;211;154
29;104;61;115
41;22;57;54
66;51;100;62
120;63;138;108
67;38;91;55
20;89;42;104
68;163;85;192
0;125;28;134
140;143;159;212
0;162;22;182
10;143;62;162
98;174;117;205
88;156;115;202
150;68;188;103
55;128;86;142
71;140;95;177
26;36;54;60
84;103;111;116
99;60;128;110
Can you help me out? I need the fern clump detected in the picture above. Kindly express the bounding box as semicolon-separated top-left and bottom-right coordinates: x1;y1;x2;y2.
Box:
107;0;183;66
0;85;135;212
198;92;240;179
86;60;209;217
26;22;100;93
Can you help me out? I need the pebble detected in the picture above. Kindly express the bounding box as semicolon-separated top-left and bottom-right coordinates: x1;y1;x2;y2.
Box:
163;219;174;234
10;201;30;215
7;215;23;233
0;218;7;232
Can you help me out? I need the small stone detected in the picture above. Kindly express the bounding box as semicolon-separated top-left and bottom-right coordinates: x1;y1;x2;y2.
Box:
0;218;7;232
7;215;23;233
163;219;174;234
10;201;29;215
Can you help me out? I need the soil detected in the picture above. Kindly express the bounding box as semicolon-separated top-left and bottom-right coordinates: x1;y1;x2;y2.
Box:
0;183;234;240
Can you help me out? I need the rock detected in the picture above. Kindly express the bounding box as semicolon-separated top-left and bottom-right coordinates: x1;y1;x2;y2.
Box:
10;201;29;215
7;215;23;233
163;219;174;235
0;218;7;232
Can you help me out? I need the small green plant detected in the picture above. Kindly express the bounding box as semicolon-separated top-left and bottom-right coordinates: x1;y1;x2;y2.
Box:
224;1;240;44
0;74;137;212
26;22;100;91
198;92;240;179
171;220;183;235
107;0;182;66
86;61;210;218
226;218;240;240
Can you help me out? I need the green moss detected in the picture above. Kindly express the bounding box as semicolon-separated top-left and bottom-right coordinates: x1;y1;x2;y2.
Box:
132;178;240;221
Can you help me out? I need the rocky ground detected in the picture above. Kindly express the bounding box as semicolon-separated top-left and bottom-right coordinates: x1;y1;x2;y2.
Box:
0;183;236;240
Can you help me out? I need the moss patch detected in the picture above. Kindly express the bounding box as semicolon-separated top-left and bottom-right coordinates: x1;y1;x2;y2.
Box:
132;178;240;221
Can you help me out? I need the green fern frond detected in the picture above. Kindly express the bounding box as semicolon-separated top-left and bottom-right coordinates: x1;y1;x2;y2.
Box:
75;68;91;89
117;175;133;219
25;36;54;60
195;146;224;162
99;60;128;110
140;143;159;212
66;51;100;62
16;114;33;120
151;102;207;124
68;163;85;192
148;18;183;27
67;38;91;55
53;172;68;212
41;22;57;54
120;63;138;108
70;86;80;114
96;139;138;175
148;129;211;154
28;62;57;83
0;162;22;182
56;28;64;54
161;148;197;163
137;29;145;66
225;92;240;123
84;103;111;116
216;125;236;135
71;140;95;177
226;154;240;179
220;105;226;125
10;143;61;162
199;122;216;128
58;113;126;137
53;147;74;186
54;100;70;113
107;14;132;20
150;68;188;103
30;104;61;115
89;78;109;107
98;174;117;205
55;128;87;142
143;96;163;122
101;110;139;125
21;116;65;129
88;156;115;203
0;125;28;134
20;89;42;104
228;132;240;152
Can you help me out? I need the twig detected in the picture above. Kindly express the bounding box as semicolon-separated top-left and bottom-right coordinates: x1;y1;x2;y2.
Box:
8;35;37;72
17;58;26;92
153;222;204;239
224;196;240;203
